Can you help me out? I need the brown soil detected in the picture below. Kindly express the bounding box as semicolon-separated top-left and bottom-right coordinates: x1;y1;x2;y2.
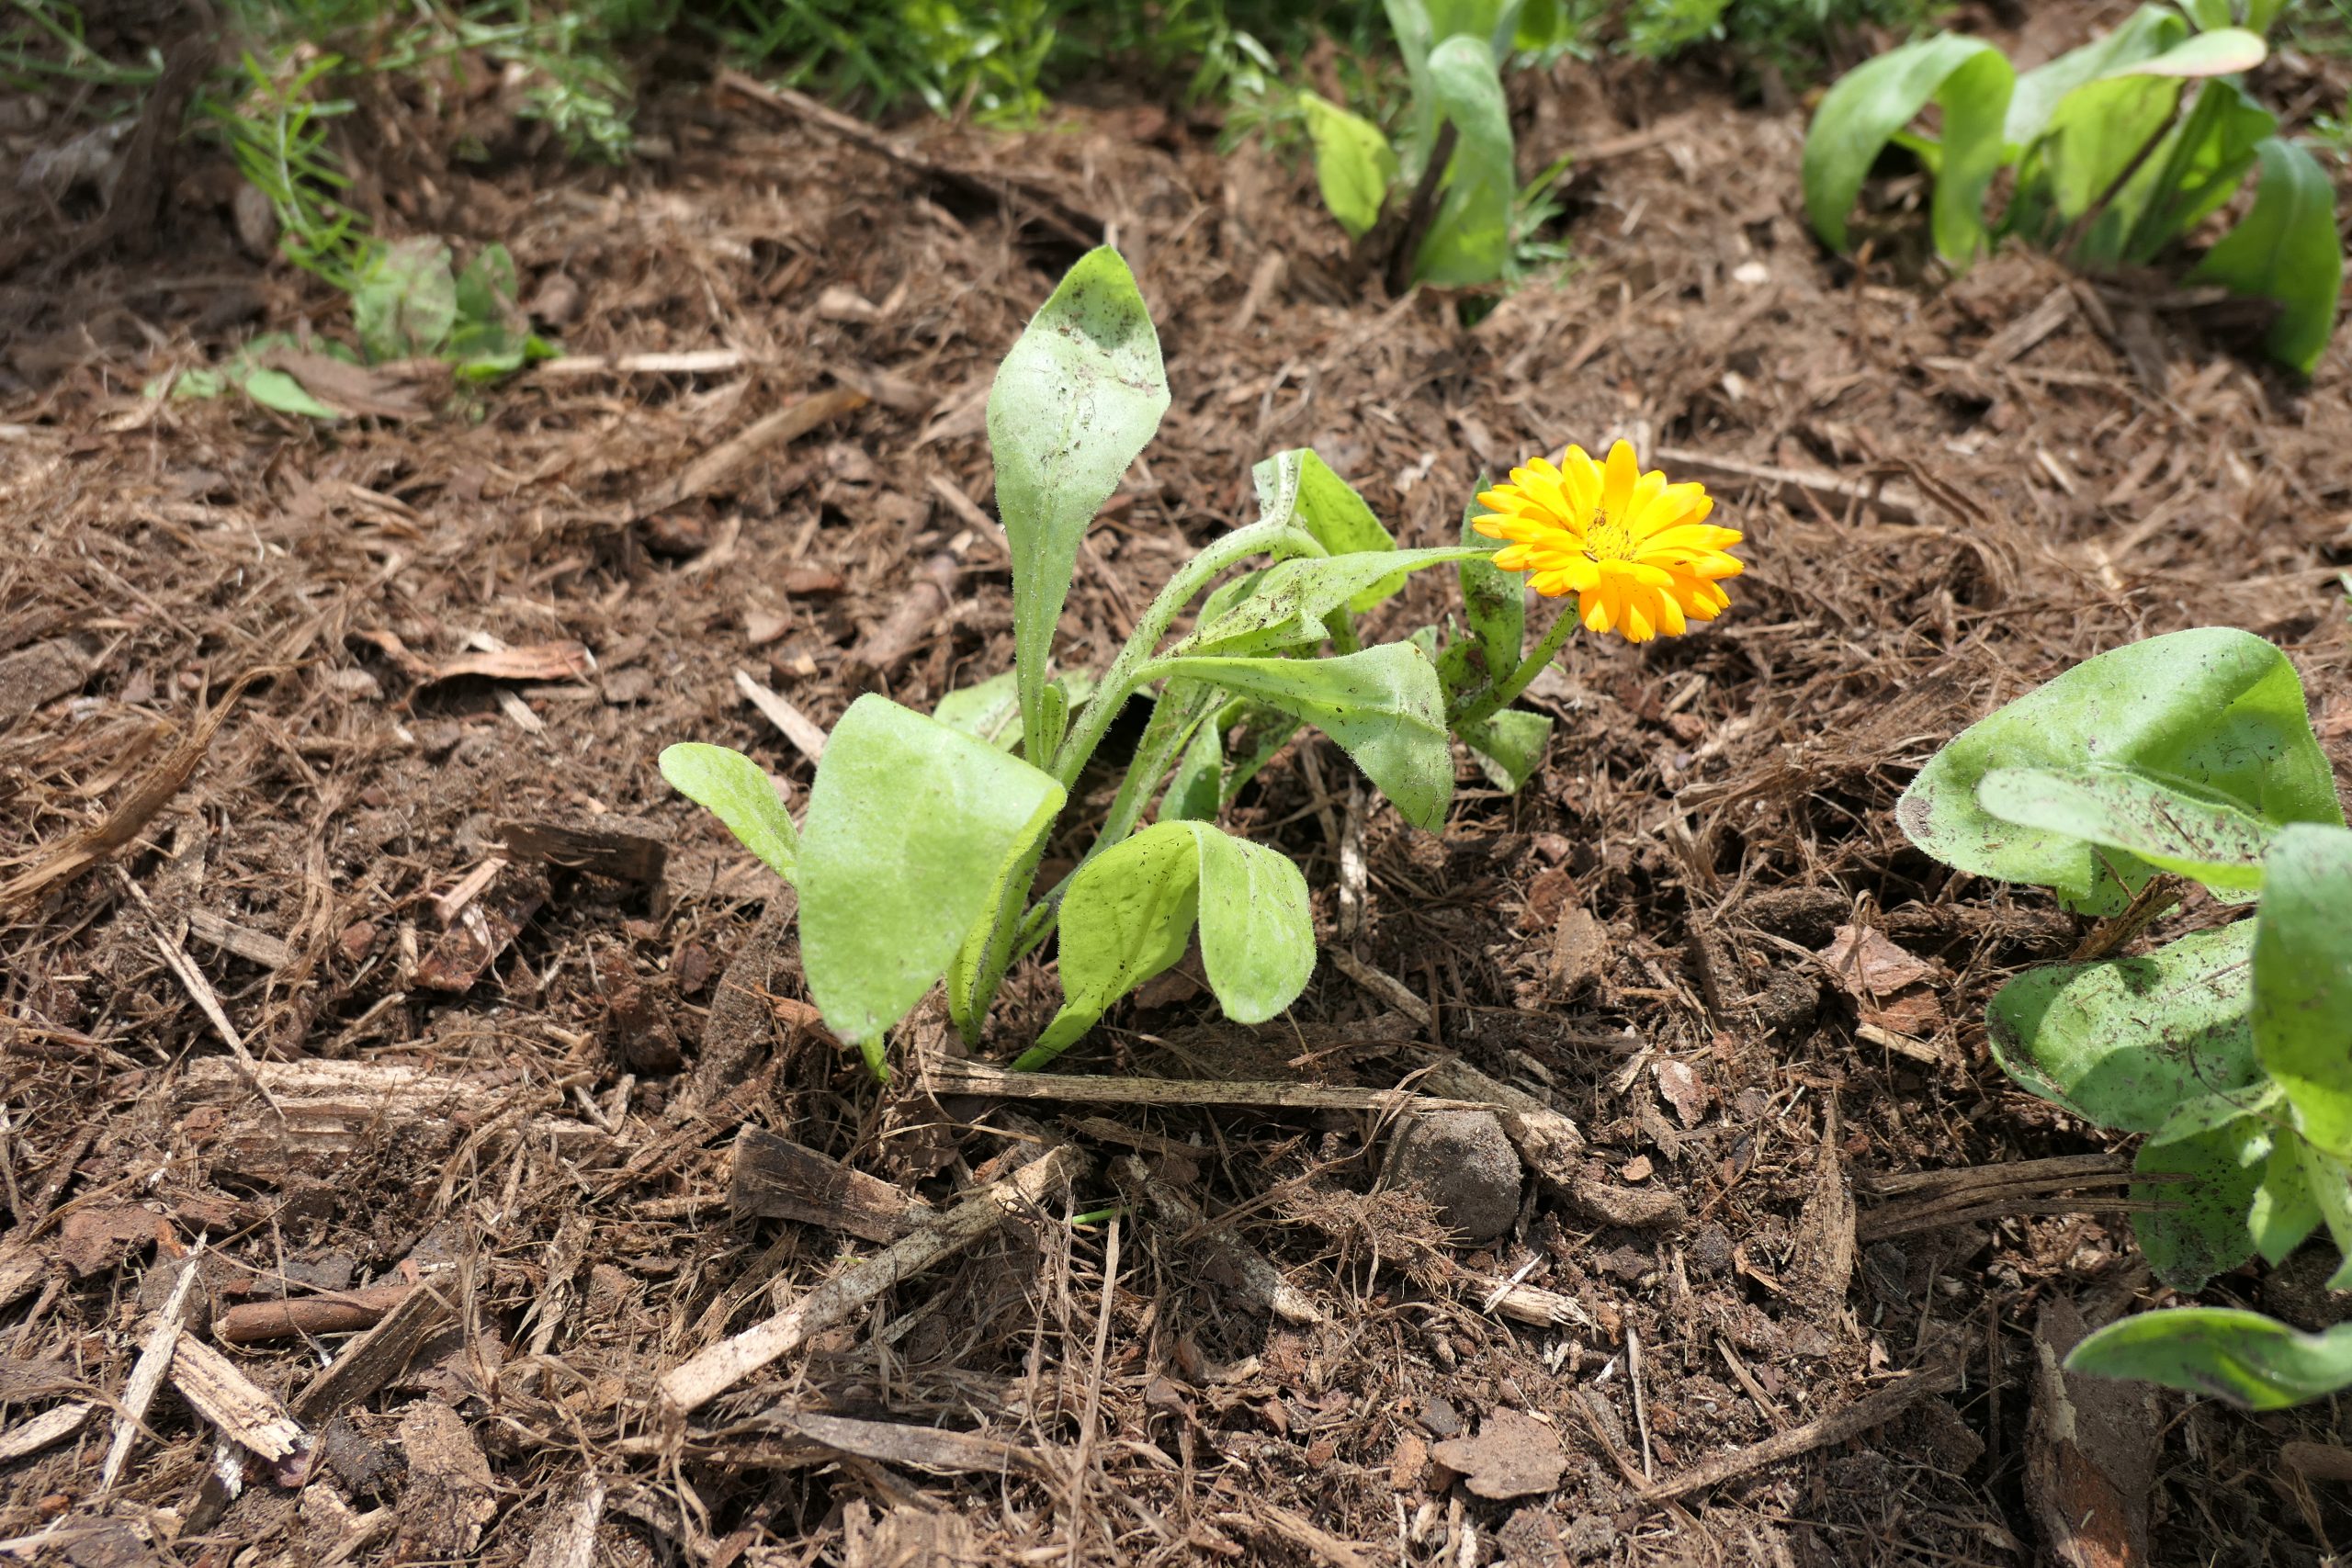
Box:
6;8;2352;1564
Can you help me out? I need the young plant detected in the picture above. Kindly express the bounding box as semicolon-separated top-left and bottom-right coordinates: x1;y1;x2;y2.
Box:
662;246;1744;1077
1802;2;2346;372
1899;626;2352;1407
1296;0;1530;287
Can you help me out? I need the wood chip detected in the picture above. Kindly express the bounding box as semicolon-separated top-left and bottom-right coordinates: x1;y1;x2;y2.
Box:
185;909;294;970
498;814;670;885
2029;1298;2154;1568
0;1402;93;1463
729;1125;935;1244
171;1337;309;1482
99;1247;202;1492
1640;1363;1962;1503
661;1144;1087;1411
522;1476;607;1568
429;641;594;684
1430;1409;1566;1500
415;865;549;992
634;385;867;520
291;1280;457;1425
1547;906;1611;993
1325;948;1432;1028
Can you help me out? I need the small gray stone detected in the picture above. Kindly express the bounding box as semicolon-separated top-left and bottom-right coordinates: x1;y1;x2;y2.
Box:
1385;1110;1523;1241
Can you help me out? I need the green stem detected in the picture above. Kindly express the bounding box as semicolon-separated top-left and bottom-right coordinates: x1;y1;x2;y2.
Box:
1048;518;1317;790
1452;607;1577;729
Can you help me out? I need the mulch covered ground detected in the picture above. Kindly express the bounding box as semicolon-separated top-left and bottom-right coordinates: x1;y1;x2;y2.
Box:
5;5;2352;1562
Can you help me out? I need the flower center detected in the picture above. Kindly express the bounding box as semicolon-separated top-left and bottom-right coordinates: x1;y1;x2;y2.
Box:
1583;511;1634;561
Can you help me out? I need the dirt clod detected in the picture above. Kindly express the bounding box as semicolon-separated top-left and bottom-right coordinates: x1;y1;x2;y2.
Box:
1430;1408;1568;1501
1385;1110;1524;1241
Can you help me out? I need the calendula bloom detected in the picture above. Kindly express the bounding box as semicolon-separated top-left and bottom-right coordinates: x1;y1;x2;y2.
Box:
1474;441;1744;643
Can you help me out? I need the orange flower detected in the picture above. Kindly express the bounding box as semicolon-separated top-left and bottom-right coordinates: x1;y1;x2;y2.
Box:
1473;441;1744;642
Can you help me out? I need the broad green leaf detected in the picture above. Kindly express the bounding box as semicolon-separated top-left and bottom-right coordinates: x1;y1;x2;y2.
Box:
2132;1112;2273;1288
351;237;458;361
1459;707;1553;793
2296;1140;2352;1288
2021;73;2184;244
2245;0;2290;35
2247;1133;2323;1265
1973;765;2275;897
2254;825;2352;1160
1147;642;1453;830
1412;36;1516;288
1300;92;1399;240
659;742;799;883
1455;485;1521;705
988;248;1170;761
2067;1309;2352;1409
1986;921;2259;1133
944;801;1058;1045
1176;547;1488;656
2184;0;2233;30
2188;137;2345;375
2147;1082;2282;1147
454;243;520;326
1896;627;2341;915
1802;33;2014;265
1384;0;1442;175
2006;6;2187;145
2124;26;2265;75
2117;80;2274;265
797;694;1066;1060
1252;449;1401;609
1016;820;1315;1068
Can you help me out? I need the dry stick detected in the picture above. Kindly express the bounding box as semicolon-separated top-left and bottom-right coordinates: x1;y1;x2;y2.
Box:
1323;949;1432;1029
1639;1363;1962;1505
734;670;829;763
927;1059;1487;1114
1;673;259;913
216;1284;416;1346
1627;1325;1655;1481
98;1245;203;1493
1649;446;1929;527
1064;1213;1121;1568
634;385;867;520
661;1145;1088;1413
152;930;281;1117
845;549;962;679
713;68;1102;249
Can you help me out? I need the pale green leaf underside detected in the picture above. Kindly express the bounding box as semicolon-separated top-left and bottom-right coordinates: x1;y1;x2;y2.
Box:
660;742;799;884
2254;825;2352;1161
2068;1309;2352;1410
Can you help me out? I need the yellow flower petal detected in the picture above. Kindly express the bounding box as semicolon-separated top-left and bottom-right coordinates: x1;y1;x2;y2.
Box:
1601;441;1639;523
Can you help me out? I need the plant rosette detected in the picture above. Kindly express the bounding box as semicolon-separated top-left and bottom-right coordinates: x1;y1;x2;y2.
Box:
662;245;1745;1077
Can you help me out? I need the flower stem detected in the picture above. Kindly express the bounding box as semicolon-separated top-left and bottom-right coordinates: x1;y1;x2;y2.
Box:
1048;518;1317;790
1451;607;1578;728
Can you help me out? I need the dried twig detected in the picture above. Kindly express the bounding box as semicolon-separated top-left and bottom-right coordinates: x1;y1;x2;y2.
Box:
634;386;867;520
927;1058;1487;1114
1639;1364;1962;1503
98;1247;202;1493
661;1144;1088;1411
734;670;829;763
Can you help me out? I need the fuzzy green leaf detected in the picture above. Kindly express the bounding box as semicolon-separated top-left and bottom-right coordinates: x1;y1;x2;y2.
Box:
2067;1309;2352;1409
1015;820;1314;1068
1411;36;1516;287
2188;137;2345;375
660;742;800;884
1148;642;1453;830
1973;765;2276;897
1896;627;2341;915
2256;825;2352;1161
1300;92;1399;239
989;247;1170;761
797;695;1065;1061
1176;547;1489;656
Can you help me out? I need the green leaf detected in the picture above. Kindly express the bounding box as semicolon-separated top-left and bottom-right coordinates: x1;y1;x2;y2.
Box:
2006;6;2187;145
2117;80;2275;265
988;247;1170;761
454;243;520;325
1160;711;1225;822
2296;1140;2352;1288
1973;765;2276;897
1384;0;1442;174
1895;627;2342;915
1176;547;1489;656
1459;707;1553;793
1454;485;1522;705
237;367;342;421
659;742;800;883
351;237;458;362
2247;1132;2323;1265
2016;73;2185;254
1802;33;2014;266
2254;825;2352;1160
2066;1309;2352;1409
944;801;1058;1046
2125;25;2265;75
2188;137;2345;375
1252;449;1401;608
797;695;1067;1060
1412;36;1516;288
1988;921;2260;1133
1015;820;1315;1069
1147;642;1453;830
934;669;1096;753
2132;1112;2273;1288
1299;92;1399;240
